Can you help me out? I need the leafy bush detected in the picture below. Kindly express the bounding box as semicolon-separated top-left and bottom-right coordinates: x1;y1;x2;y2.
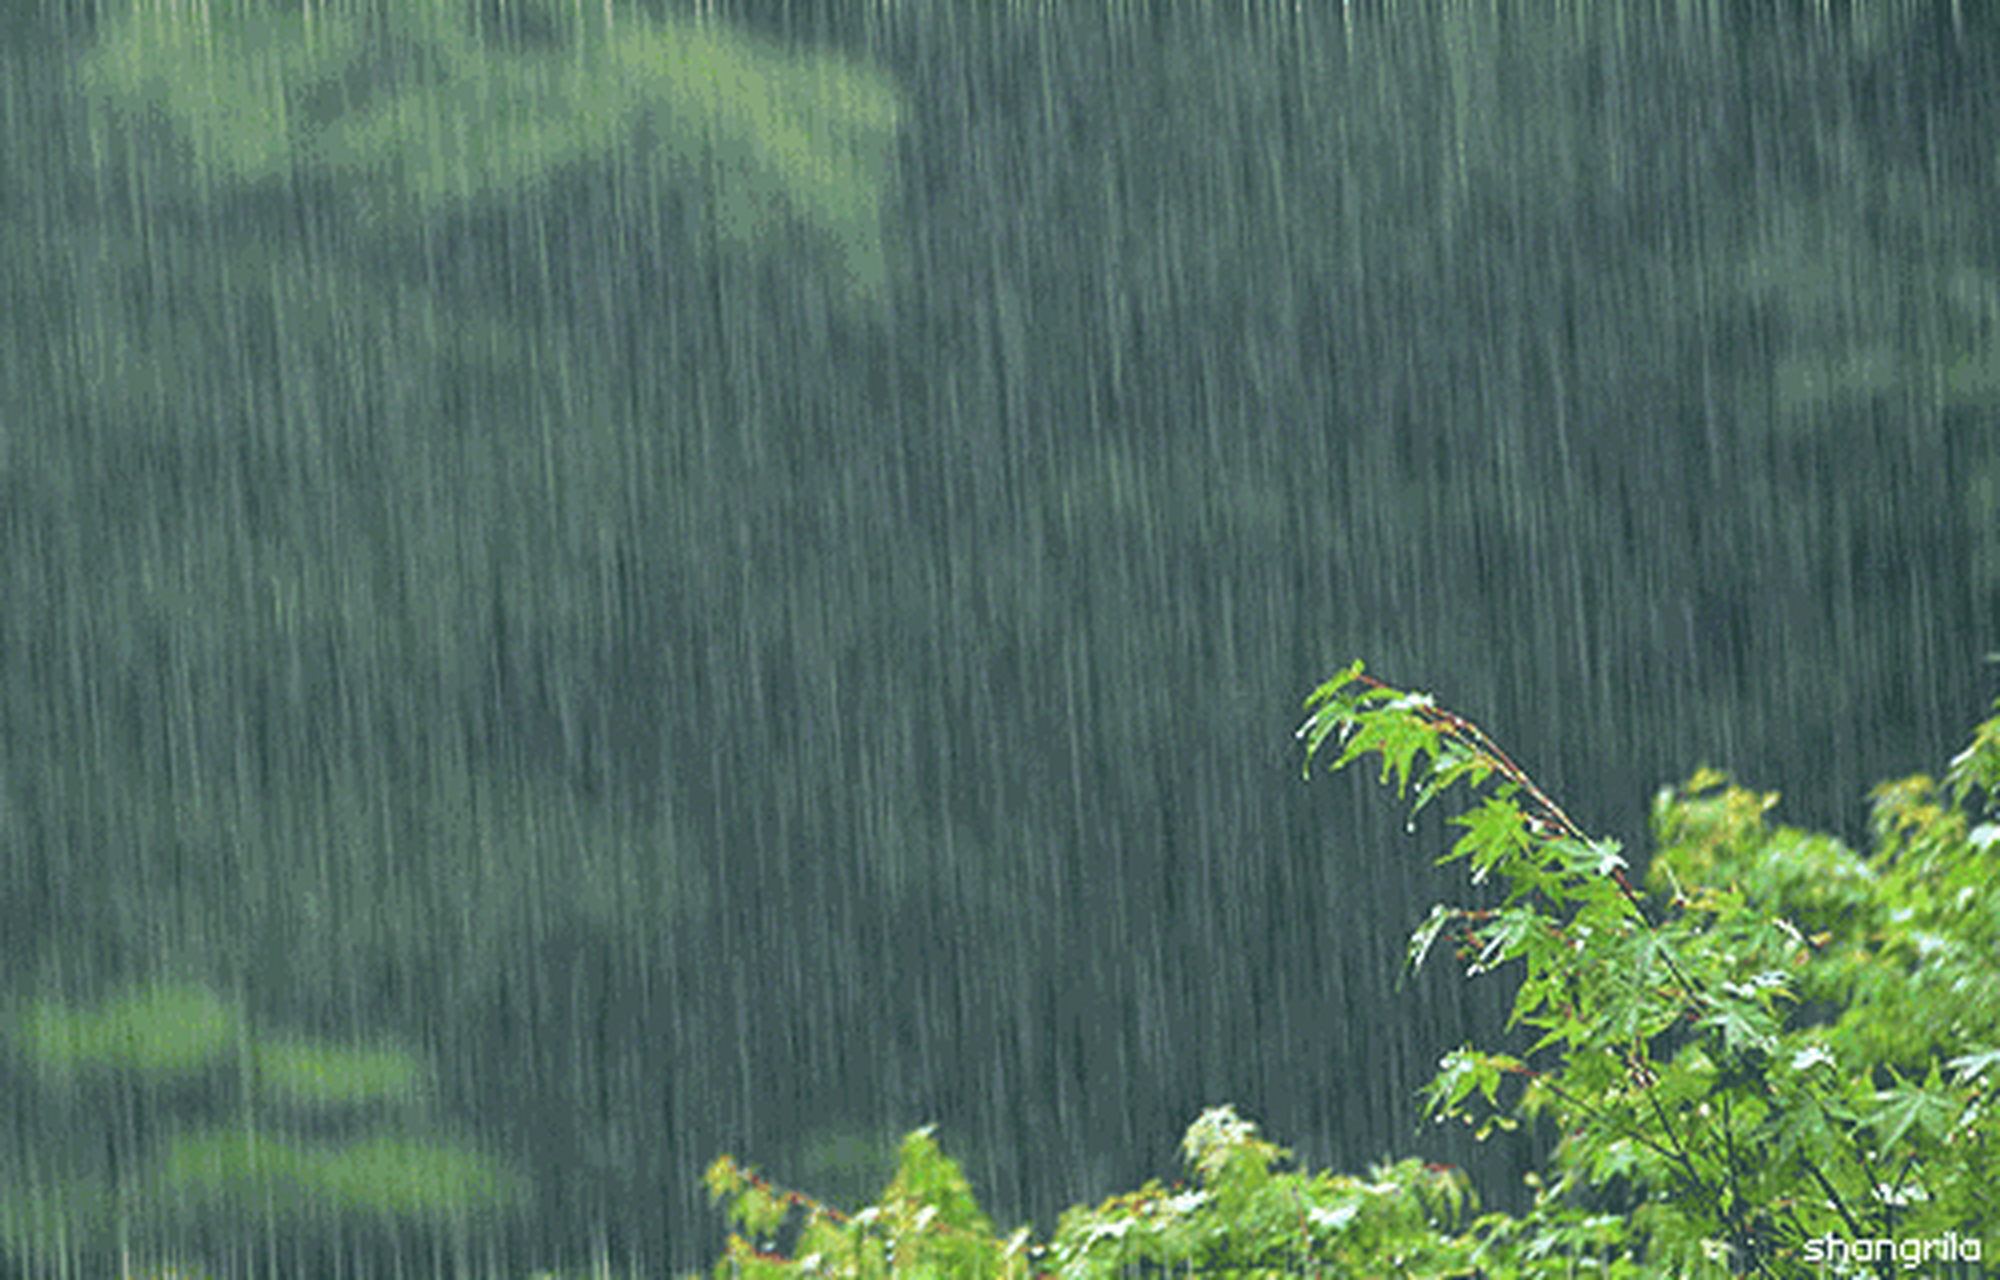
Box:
705;661;2000;1276
704;1115;1476;1278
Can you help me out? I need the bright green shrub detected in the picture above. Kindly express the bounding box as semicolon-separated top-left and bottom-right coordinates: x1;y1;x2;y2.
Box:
705;1109;1477;1278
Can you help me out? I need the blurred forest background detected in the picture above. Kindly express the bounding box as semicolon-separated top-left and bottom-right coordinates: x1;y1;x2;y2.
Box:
2;0;1997;1273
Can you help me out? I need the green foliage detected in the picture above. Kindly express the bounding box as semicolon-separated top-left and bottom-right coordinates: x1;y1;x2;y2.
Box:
14;986;424;1106
148;1129;520;1220
1298;662;2000;1273
14;982;241;1077
77;0;902;301
707;661;2000;1276
0;979;523;1273
705;1107;1478;1278
256;1036;423;1106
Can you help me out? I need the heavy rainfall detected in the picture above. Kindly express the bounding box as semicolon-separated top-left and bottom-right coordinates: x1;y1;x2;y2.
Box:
0;0;1994;1275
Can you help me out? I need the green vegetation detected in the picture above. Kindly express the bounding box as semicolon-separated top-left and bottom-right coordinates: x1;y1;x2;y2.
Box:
5;2;1994;1271
77;0;901;302
16;982;242;1078
1;980;523;1274
703;662;2000;1276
